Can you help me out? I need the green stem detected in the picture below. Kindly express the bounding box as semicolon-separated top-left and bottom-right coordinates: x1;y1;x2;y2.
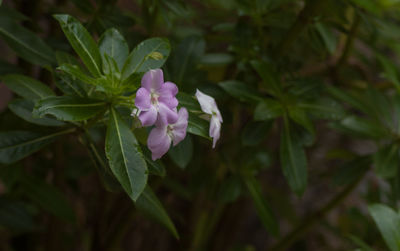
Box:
268;170;367;251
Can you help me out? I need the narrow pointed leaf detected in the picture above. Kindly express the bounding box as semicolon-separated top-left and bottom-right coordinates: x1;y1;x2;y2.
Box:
187;113;211;139
0;16;55;66
0;129;74;164
219;80;262;103
105;108;148;201
136;186;179;239
2;74;54;100
121;38;170;79
8;99;65;127
58;63;98;86
280;118;308;195
34;96;106;121
168;135;193;169
54;14;102;77
99;28;129;71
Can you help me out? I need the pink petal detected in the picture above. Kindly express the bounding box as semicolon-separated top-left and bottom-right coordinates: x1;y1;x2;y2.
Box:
158;96;178;109
157;103;179;126
135;87;151;109
209;116;221;148
147;126;171;160
171;108;188;146
141;69;164;91
159;81;178;96
195;89;216;115
138;106;157;126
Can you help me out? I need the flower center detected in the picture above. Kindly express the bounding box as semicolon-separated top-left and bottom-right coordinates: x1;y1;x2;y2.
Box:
150;92;159;105
166;125;174;138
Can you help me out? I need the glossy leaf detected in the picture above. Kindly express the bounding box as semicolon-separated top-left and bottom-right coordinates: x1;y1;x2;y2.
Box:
55;71;87;97
58;64;98;87
187;113;210;139
135;186;179;239
105;108;148;201
0;129;73;164
8;99;65;127
99;28;129;71
54;14;102;77
2;74;54;100
0;16;55;66
280;118;308;195
121;38;170;79
369;204;400;251
176;92;201;111
34;96;106;122
243;175;279;236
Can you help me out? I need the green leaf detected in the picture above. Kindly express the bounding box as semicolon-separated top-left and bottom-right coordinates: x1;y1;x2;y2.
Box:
168;135;193;169
0;198;35;232
299;98;345;120
368;204;400;251
58;63;98;86
0;129;74;164
33;96;106;122
55;71;87;97
142;148;166;177
280;118;308;195
254;99;284;121
219;80;262;103
55;50;81;66
187;113;210;139
99;28;129;71
374;144;399;179
121;38;170;79
377;54;400;93
2;74;55;100
176;92;201;111
8;99;65;127
241;121;272;146
54;14;102;77
0;16;55;66
105;108;148;201
288;106;314;135
200;53;234;66
243;174;279;236
333;116;390;139
251;60;282;97
333;156;371;186
347;234;374;251
315;22;337;54
135;186;179;239
22;176;76;222
0;59;22;76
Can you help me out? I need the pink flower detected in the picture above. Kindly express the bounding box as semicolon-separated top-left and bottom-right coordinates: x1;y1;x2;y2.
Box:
147;108;188;160
195;89;223;148
135;69;179;126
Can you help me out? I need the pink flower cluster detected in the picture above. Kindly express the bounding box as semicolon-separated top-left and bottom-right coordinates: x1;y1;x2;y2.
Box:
134;69;188;160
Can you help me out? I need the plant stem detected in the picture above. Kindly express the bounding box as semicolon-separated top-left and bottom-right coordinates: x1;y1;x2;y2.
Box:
268;170;367;251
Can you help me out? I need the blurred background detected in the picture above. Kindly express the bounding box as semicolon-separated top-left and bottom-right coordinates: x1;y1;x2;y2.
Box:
1;0;400;250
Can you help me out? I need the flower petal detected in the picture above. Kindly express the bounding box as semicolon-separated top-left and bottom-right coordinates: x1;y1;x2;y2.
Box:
147;126;171;160
171;108;188;146
195;89;216;115
209;116;221;148
158;96;178;109
157;103;179;126
135;87;151;109
160;81;178;96
141;69;164;91
138;106;157;126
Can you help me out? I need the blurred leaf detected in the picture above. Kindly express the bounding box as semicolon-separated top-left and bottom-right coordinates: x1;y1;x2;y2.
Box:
241;121;272;146
135;186;179;239
251;60;282;97
55;51;81;66
280;118;308;195
369;204;400;251
2;74;55;100
122;38;170;79
333;156;371;186
0;16;55;66
347;234;374;251
176;92;201;111
8;99;65;127
0;60;22;76
315;22;337;54
333;116;390;139
168;134;193;169
187;113;211;139
105;108;148;201
377;54;400;93
200;53;234;66
58;63;98;87
374;144;399;179
34;96;106;122
99;28;129;71
254;99;284;121
143;148;166;177
218;176;242;203
0;129;73;164
0;198;35;232
299;97;346;120
54;14;102;77
55;71;87;97
288;106;314;135
219;80;262;103
327;86;369;114
243;174;279;236
22;176;75;222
